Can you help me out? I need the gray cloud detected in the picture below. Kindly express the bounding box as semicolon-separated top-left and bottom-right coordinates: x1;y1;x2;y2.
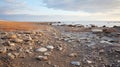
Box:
0;0;26;14
43;0;120;12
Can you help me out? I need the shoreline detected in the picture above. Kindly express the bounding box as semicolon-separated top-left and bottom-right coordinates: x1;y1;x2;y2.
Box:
0;21;120;67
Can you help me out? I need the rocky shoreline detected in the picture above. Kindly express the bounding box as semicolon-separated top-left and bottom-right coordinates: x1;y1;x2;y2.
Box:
0;22;120;67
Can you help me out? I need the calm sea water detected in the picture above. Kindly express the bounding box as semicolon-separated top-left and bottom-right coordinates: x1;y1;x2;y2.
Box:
53;21;120;27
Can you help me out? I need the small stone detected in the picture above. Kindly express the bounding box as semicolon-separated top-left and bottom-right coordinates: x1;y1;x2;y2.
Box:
29;46;33;50
9;34;17;39
25;49;32;54
46;45;54;50
57;47;63;51
14;39;23;43
99;49;104;53
13;53;19;58
28;36;32;41
53;65;58;67
117;60;120;63
117;33;120;35
91;29;103;32
44;52;51;56
90;24;97;27
47;61;51;65
100;40;112;44
86;60;92;64
69;53;77;57
71;61;80;66
36;47;48;52
9;43;15;46
36;56;48;61
7;53;15;59
0;47;7;53
7;41;15;46
103;28;117;33
19;53;26;58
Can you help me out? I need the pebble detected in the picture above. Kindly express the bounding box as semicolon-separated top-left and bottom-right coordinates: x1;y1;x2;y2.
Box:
69;53;77;57
7;53;15;59
25;49;32;54
71;61;80;66
57;46;63;51
8;42;15;46
99;49;104;53
47;61;51;65
9;34;17;39
0;47;7;53
46;45;54;50
53;65;58;67
100;40;112;44
91;29;103;32
117;60;120;63
36;47;48;52
14;39;23;43
86;60;92;64
9;43;15;46
19;53;26;58
13;53;19;58
28;36;32;41
36;56;48;61
44;52;51;56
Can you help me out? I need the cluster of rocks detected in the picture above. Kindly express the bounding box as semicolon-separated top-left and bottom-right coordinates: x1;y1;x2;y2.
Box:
35;45;55;61
0;30;67;67
56;26;120;66
0;25;120;67
0;31;38;58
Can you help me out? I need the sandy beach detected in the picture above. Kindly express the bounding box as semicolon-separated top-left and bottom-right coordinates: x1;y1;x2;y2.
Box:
0;21;120;67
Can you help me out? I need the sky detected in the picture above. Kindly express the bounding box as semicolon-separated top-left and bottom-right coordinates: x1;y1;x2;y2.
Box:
0;0;120;21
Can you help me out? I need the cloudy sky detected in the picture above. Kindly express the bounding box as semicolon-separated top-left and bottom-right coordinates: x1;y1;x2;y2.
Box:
0;0;120;21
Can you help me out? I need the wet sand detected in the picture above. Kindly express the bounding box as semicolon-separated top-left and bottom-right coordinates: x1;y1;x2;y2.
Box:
0;21;120;67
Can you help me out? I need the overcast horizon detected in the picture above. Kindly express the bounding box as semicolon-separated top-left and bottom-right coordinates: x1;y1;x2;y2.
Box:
0;0;120;21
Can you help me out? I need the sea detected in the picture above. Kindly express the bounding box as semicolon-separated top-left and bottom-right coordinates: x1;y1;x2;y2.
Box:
52;21;120;27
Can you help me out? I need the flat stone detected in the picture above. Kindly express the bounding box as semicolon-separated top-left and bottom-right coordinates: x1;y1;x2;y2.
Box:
36;56;48;61
36;47;48;52
9;43;15;46
86;60;92;64
46;45;54;50
71;61;80;66
69;53;77;57
100;40;112;44
13;39;23;43
8;34;17;39
91;29;103;32
101;36;113;41
44;52;51;56
117;60;120;63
